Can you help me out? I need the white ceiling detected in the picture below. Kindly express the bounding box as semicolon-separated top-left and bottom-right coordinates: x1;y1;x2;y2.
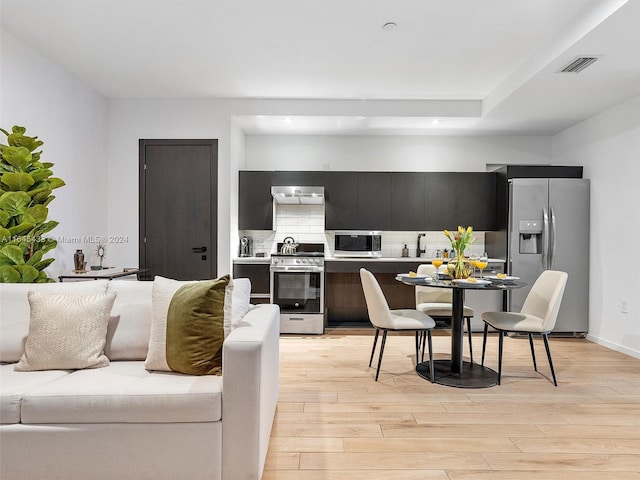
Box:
2;0;639;135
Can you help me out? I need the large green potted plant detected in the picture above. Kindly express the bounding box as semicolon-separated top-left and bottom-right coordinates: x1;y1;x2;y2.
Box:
0;126;65;282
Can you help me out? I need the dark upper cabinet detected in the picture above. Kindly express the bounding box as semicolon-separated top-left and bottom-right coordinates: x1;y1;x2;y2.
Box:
357;172;392;230
391;172;425;230
425;173;459;230
238;171;273;230
456;172;497;231
324;172;358;230
239;170;497;232
273;171;325;186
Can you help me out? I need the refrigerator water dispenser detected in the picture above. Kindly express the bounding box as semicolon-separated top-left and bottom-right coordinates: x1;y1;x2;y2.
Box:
518;220;542;254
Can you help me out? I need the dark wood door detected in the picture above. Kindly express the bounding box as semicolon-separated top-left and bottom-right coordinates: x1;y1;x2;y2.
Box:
139;139;217;280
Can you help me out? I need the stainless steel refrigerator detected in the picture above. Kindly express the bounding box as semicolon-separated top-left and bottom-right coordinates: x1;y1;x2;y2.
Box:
507;178;590;334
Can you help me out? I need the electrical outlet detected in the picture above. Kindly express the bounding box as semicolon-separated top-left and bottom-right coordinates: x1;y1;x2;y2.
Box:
621;299;629;314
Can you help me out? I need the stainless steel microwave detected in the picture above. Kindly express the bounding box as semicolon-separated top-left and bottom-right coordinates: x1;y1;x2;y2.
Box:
334;231;382;258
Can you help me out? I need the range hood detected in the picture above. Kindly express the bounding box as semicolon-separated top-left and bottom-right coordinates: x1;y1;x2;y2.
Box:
271;186;325;205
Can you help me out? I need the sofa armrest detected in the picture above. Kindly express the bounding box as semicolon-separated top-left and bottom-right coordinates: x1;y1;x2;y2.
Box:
222;304;279;480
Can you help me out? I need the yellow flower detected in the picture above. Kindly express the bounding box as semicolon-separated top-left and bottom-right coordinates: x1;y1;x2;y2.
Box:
444;229;451;239
467;226;472;234
458;226;464;233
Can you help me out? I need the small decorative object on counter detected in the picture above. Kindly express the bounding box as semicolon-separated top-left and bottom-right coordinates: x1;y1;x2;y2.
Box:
402;244;409;257
444;226;476;279
94;243;106;270
73;249;85;272
443;249;449;259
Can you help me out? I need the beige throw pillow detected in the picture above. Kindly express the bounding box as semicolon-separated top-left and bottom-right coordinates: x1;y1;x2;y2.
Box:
14;291;117;372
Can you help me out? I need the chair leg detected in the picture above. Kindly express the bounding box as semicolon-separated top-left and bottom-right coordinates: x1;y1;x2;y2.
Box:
427;330;435;383
542;333;558;386
528;333;538;372
375;330;388;382
369;328;380;368
466;317;474;364
497;330;504;385
414;331;420;365
481;323;489;366
421;331;426;363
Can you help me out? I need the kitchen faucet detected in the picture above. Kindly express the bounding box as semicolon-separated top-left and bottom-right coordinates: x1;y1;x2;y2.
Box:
417;233;426;257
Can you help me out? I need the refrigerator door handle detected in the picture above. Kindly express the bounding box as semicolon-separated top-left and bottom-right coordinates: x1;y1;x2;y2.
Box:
542;207;549;270
550;207;557;269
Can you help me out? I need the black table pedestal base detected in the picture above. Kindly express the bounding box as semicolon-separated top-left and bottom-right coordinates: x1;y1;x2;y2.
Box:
416;360;498;388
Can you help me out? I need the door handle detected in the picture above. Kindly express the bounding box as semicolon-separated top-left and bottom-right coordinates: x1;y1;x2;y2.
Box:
542;207;549;270
192;246;207;253
549;207;557;269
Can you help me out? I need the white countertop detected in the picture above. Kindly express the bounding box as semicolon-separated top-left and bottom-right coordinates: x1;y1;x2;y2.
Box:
234;256;505;263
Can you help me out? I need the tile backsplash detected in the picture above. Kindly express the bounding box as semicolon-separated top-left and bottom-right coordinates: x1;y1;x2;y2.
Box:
240;204;485;258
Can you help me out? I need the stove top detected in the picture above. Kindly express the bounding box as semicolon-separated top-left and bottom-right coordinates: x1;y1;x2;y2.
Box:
271;251;325;258
273;242;325;257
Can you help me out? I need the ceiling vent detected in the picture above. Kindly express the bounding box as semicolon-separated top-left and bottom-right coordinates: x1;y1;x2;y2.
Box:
558;56;599;73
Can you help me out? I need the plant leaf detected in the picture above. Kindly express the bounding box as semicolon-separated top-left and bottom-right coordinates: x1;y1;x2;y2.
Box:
0;265;21;283
1;172;35;191
0;226;11;242
14;265;40;283
0;245;25;265
25;205;48;224
29;168;53;183
9;222;35;237
0;210;10;227
0;191;31;215
1;145;32;170
32;258;55;271
48;177;65;190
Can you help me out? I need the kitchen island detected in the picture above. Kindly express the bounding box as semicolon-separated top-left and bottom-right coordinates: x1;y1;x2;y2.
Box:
325;257;505;329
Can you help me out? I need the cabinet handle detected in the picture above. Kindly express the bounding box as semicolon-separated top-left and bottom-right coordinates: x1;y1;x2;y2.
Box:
192;246;207;253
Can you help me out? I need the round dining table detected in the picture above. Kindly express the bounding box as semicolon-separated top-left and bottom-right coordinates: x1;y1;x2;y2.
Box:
396;274;526;388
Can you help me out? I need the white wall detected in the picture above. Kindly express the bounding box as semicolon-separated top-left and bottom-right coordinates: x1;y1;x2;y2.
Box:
245;134;551;172
106;98;235;275
0;29;109;279
553;95;640;358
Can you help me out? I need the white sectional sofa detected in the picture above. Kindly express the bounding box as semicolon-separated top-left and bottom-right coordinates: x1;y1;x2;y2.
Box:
0;279;280;480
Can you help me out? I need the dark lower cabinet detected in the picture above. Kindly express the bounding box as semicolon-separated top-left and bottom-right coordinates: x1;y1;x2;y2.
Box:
232;262;271;304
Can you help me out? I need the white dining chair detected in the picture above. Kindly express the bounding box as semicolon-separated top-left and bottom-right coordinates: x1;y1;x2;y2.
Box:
415;264;476;363
360;268;436;382
480;270;568;386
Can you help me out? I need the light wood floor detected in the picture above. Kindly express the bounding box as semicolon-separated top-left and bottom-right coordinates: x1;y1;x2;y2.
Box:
263;331;640;479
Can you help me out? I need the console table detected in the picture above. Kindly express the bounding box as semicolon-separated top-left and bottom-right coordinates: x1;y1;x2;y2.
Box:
58;268;150;282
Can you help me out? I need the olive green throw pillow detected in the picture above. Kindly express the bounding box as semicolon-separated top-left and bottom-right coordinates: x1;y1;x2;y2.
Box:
165;275;230;375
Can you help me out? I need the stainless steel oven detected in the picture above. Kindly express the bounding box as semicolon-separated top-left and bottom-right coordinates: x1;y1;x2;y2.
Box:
270;249;325;334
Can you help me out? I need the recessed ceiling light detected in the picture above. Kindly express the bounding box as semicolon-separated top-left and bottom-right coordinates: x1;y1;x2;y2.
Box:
356;116;366;121
432;119;441;125
283;117;292;124
382;22;397;31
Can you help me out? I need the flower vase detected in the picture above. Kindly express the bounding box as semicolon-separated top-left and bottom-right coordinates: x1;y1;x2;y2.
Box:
448;252;472;279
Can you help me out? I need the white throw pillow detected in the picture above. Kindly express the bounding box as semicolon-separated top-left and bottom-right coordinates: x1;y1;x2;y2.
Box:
146;275;236;372
14;291;117;372
146;276;189;371
230;278;251;331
